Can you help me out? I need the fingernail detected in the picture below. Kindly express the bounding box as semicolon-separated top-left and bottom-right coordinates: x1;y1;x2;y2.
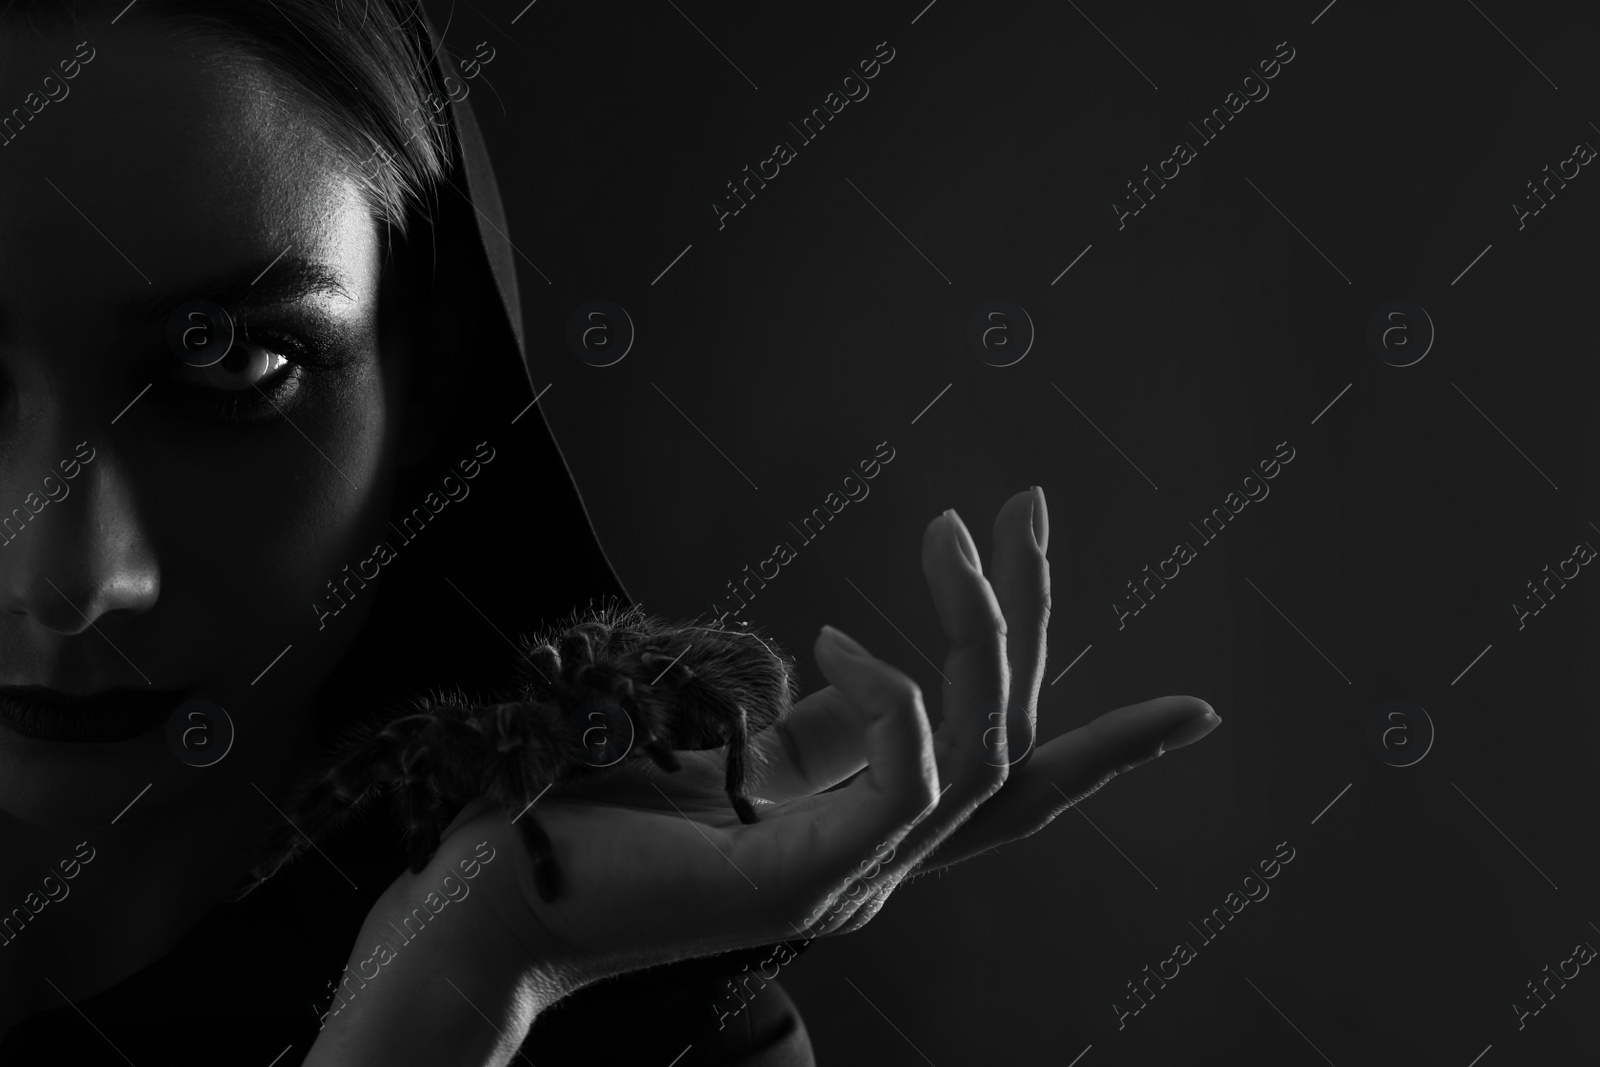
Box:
944;509;981;573
821;624;870;658
1163;703;1221;752
1028;486;1048;555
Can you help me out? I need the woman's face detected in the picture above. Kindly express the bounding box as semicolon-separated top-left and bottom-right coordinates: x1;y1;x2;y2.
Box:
0;22;414;835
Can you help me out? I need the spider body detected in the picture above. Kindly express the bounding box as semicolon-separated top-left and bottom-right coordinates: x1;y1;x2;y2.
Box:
244;603;797;902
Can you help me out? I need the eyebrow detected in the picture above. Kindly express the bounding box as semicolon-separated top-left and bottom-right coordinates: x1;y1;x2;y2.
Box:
126;256;357;328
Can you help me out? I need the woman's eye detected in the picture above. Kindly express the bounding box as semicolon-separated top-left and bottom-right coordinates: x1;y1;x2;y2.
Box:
192;342;292;392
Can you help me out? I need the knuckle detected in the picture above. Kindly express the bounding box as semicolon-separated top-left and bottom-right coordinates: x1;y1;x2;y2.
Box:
989;607;1009;640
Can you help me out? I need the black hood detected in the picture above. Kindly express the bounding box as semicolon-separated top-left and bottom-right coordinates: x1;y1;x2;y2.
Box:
308;2;631;738
2;10;810;1063
1;5;634;1060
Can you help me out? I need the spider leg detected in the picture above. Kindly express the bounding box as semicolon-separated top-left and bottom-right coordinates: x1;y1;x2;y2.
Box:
392;713;473;873
244;716;418;886
466;698;570;903
571;661;675;775
574;670;645;770
723;702;760;825
517;642;561;697
629;693;681;773
423;712;507;814
487;697;568;806
400;775;445;873
515;813;564;903
559;628;596;676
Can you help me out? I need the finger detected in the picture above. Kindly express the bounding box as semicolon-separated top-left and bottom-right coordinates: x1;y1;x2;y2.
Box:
756;626;939;902
746;686;869;804
801;517;1008;935
912;694;1220;874
819;498;1046;933
988;487;1050;767
779;511;1003;938
1043;694;1219;798
922;509;1010;772
827;695;1219;935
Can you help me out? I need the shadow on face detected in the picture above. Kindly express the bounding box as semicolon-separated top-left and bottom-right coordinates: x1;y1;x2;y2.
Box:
0;19;420;829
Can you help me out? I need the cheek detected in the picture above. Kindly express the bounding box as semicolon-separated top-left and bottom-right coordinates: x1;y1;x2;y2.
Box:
0;360;404;829
149;359;402;683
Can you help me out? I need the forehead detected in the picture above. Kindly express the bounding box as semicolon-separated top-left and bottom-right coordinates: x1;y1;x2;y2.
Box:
0;22;375;318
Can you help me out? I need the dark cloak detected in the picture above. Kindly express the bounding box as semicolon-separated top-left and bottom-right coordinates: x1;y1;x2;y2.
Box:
0;5;812;1064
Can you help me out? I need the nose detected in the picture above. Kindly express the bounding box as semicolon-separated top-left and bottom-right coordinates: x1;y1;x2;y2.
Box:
0;444;161;633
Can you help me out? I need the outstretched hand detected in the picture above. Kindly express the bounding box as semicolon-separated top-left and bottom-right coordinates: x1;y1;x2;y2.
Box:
676;487;1220;934
305;488;1220;1067
306;620;946;1066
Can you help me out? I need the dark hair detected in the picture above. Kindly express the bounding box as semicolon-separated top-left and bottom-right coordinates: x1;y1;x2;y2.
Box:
2;0;454;241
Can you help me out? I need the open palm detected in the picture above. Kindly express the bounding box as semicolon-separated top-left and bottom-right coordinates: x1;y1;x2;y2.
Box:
305;488;1220;1067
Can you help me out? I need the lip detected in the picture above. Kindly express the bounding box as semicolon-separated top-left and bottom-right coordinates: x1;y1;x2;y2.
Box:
0;685;192;743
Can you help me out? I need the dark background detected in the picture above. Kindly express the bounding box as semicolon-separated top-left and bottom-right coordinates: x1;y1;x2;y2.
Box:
430;0;1598;1063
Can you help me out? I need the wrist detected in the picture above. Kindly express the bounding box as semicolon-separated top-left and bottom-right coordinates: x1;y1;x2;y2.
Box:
306;960;544;1067
304;892;579;1066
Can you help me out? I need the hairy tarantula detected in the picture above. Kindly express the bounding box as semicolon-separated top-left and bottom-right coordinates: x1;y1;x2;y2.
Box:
242;603;798;902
